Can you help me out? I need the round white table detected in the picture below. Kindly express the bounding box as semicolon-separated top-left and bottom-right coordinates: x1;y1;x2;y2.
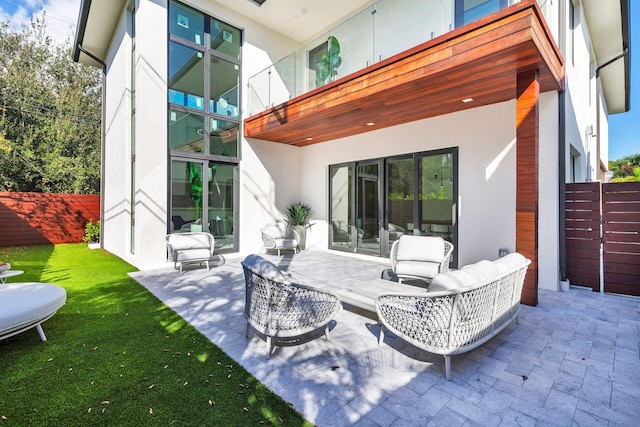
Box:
0;270;24;284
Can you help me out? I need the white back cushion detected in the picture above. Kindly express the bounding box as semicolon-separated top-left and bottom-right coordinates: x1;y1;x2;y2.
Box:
494;252;528;274
243;254;289;284
396;236;444;263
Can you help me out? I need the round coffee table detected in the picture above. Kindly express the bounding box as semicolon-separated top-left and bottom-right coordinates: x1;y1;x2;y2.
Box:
0;270;24;284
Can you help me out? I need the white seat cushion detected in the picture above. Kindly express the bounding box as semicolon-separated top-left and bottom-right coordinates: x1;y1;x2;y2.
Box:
395;260;440;279
168;233;211;250
396;236;445;263
273;238;298;249
0;282;66;335
175;248;211;262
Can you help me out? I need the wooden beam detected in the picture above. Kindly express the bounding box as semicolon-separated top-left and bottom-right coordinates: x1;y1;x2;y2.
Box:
516;69;539;306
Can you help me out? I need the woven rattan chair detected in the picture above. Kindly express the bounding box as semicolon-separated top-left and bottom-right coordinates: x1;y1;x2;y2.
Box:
261;223;300;256
241;254;341;359
390;235;453;283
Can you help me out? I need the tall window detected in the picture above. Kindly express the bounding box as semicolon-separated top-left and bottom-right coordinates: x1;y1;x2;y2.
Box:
168;1;241;253
330;148;458;265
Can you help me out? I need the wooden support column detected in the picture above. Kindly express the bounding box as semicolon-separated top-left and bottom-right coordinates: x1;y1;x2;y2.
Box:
516;69;539;306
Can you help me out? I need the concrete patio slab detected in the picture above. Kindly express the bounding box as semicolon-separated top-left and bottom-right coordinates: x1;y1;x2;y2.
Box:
130;250;640;426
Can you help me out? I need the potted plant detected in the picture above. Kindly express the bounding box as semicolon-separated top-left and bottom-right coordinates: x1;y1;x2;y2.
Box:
83;219;101;249
315;35;342;87
286;202;312;250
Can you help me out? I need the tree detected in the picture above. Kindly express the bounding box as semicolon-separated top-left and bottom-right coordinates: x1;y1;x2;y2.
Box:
0;16;102;193
609;153;640;182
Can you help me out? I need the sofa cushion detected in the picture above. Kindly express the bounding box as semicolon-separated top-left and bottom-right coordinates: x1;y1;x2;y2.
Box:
396;236;445;263
494;253;528;274
395;260;440;280
429;269;480;293
243;254;289;284
168;233;211;251
175;248;211;262
462;260;500;281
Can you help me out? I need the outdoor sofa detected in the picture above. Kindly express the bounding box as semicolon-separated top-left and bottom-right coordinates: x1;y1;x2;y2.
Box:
337;253;530;379
376;253;531;379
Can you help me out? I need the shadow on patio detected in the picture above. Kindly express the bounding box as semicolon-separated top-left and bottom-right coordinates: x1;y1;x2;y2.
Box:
131;250;640;426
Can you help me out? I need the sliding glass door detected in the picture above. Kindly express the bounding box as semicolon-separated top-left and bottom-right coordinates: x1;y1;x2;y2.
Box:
169;158;238;253
356;162;382;254
330;148;457;264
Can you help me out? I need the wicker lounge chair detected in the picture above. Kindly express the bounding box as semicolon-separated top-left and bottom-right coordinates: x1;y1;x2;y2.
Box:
241;254;341;358
390;235;453;283
261;223;300;256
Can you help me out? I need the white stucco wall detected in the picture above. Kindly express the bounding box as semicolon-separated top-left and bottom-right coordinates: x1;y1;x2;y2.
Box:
102;7;132;264
539;91;560;291
295;101;519;267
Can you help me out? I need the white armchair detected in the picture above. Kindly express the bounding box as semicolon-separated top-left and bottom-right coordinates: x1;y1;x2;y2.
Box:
390;235;453;283
166;232;215;273
261;223;300;256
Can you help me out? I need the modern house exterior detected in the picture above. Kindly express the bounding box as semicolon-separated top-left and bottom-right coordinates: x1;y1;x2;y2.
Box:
73;0;630;305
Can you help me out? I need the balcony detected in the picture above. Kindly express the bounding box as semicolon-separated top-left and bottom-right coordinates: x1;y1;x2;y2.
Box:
244;0;563;146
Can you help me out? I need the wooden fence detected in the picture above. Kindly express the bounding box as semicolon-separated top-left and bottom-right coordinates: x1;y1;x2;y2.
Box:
602;182;640;296
564;183;601;291
0;192;100;246
564;182;640;297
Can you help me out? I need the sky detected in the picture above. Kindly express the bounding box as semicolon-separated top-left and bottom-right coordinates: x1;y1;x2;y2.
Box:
0;0;637;160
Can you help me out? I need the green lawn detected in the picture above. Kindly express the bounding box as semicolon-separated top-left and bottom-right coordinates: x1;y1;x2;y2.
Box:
0;244;311;426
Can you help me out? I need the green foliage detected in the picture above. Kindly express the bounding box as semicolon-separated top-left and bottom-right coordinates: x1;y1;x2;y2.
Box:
609;153;640;182
82;219;100;243
0;244;311;426
315;36;342;86
286;201;312;228
0;17;102;193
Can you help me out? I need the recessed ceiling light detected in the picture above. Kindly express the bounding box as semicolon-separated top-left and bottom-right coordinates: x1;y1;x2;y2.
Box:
462;98;474;103
365;122;375;126
305;137;314;141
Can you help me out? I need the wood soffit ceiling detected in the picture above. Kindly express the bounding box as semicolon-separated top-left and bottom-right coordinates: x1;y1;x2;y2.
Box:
244;1;564;147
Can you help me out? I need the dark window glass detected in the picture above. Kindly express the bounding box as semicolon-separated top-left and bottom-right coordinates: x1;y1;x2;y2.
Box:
169;0;204;45
209;118;238;157
169;109;204;152
210;17;241;59
209;56;239;118
169;41;204;109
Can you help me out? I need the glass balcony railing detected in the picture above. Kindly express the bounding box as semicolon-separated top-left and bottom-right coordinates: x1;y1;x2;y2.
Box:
247;0;550;116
